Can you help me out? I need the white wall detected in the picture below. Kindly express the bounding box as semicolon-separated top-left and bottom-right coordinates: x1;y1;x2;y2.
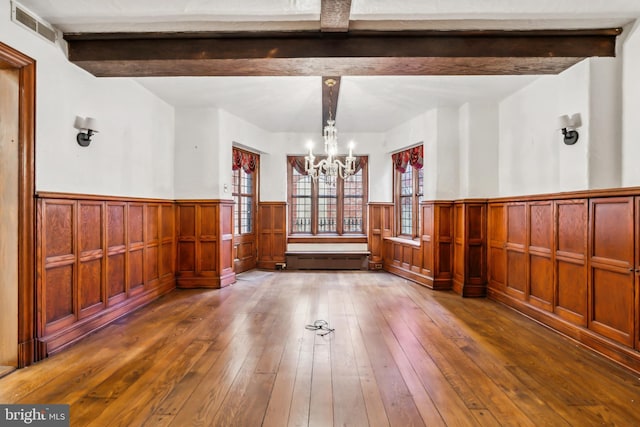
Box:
173;108;220;199
435;107;460;200
1;6;175;199
589;57;622;189
622;20;640;186
384;108;462;201
459;103;500;198
499;61;590;196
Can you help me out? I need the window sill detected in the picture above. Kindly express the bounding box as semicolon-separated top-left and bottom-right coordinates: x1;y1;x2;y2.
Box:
384;236;421;247
288;235;367;244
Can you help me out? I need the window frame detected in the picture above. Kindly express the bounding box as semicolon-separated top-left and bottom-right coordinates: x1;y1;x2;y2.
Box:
287;155;368;237
394;161;423;240
232;148;259;237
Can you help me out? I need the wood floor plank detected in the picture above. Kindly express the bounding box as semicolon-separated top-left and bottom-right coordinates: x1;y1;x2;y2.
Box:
350;283;428;426
1;270;640;427
391;292;557;426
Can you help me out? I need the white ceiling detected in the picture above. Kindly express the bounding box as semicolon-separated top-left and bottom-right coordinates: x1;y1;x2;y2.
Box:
17;0;640;133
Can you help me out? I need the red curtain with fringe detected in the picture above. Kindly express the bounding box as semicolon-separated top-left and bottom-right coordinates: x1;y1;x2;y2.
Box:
392;145;423;172
232;148;257;174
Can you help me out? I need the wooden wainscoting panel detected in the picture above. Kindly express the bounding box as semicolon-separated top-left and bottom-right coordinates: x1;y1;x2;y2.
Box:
453;204;464;294
78;202;104;319
234;236;256;273
368;203;393;269
128;203;145;294
199;204;218;275
177;203;196;275
385;202;452;290
589;197;635;346
505;203;527;299
200;242;218;272
554;199;588;325
420;203;434;277
43;265;75;334
145;204;160;288
257;202;287;269
636;197;640;352
485;189;640;374
488;203;506;292
36;194;176;357
528;201;554;311
178;241;196;272
39;199;76;336
436;203;454;284
176;200;235;288
106;202;126;304
160;204;175;280
218;201;236;286
453;201;487;297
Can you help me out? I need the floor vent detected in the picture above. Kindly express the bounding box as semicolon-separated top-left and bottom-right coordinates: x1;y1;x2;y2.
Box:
11;1;58;44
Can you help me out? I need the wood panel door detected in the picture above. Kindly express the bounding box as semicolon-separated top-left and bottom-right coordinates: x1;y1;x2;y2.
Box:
589;197;635;347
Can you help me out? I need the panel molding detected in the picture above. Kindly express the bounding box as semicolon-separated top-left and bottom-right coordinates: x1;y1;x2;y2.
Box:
257;202;287;269
486;189;640;374
453;200;487;297
175;200;236;288
35;195;176;357
382;201;453;289
368;203;393;270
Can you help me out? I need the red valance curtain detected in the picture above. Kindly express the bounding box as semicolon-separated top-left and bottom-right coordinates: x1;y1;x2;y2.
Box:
289;156;367;176
232;148;257;174
392;145;423;172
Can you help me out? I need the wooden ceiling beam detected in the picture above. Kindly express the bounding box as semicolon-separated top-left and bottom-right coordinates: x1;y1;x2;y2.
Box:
65;29;621;77
320;0;352;32
322;76;341;129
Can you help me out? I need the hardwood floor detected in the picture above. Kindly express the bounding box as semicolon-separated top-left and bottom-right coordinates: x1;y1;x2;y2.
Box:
1;271;639;426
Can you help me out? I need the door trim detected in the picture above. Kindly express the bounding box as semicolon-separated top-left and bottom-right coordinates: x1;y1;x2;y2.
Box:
0;41;36;368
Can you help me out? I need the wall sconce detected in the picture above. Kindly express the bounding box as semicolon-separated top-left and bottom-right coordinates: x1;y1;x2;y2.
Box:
557;113;582;145
74;116;99;147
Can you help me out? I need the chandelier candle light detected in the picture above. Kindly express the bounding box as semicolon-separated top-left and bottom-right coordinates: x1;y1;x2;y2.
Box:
305;78;356;180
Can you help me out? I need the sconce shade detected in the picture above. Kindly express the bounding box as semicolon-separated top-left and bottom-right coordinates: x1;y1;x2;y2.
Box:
84;117;99;132
74;115;99;147
73;116;86;129
558;113;581;145
569;113;582;129
557;114;571;130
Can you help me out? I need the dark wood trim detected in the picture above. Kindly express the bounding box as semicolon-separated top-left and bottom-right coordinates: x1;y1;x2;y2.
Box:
64;29;620;77
320;0;352;32
0;41;37;368
36;191;173;203
488;186;640;203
